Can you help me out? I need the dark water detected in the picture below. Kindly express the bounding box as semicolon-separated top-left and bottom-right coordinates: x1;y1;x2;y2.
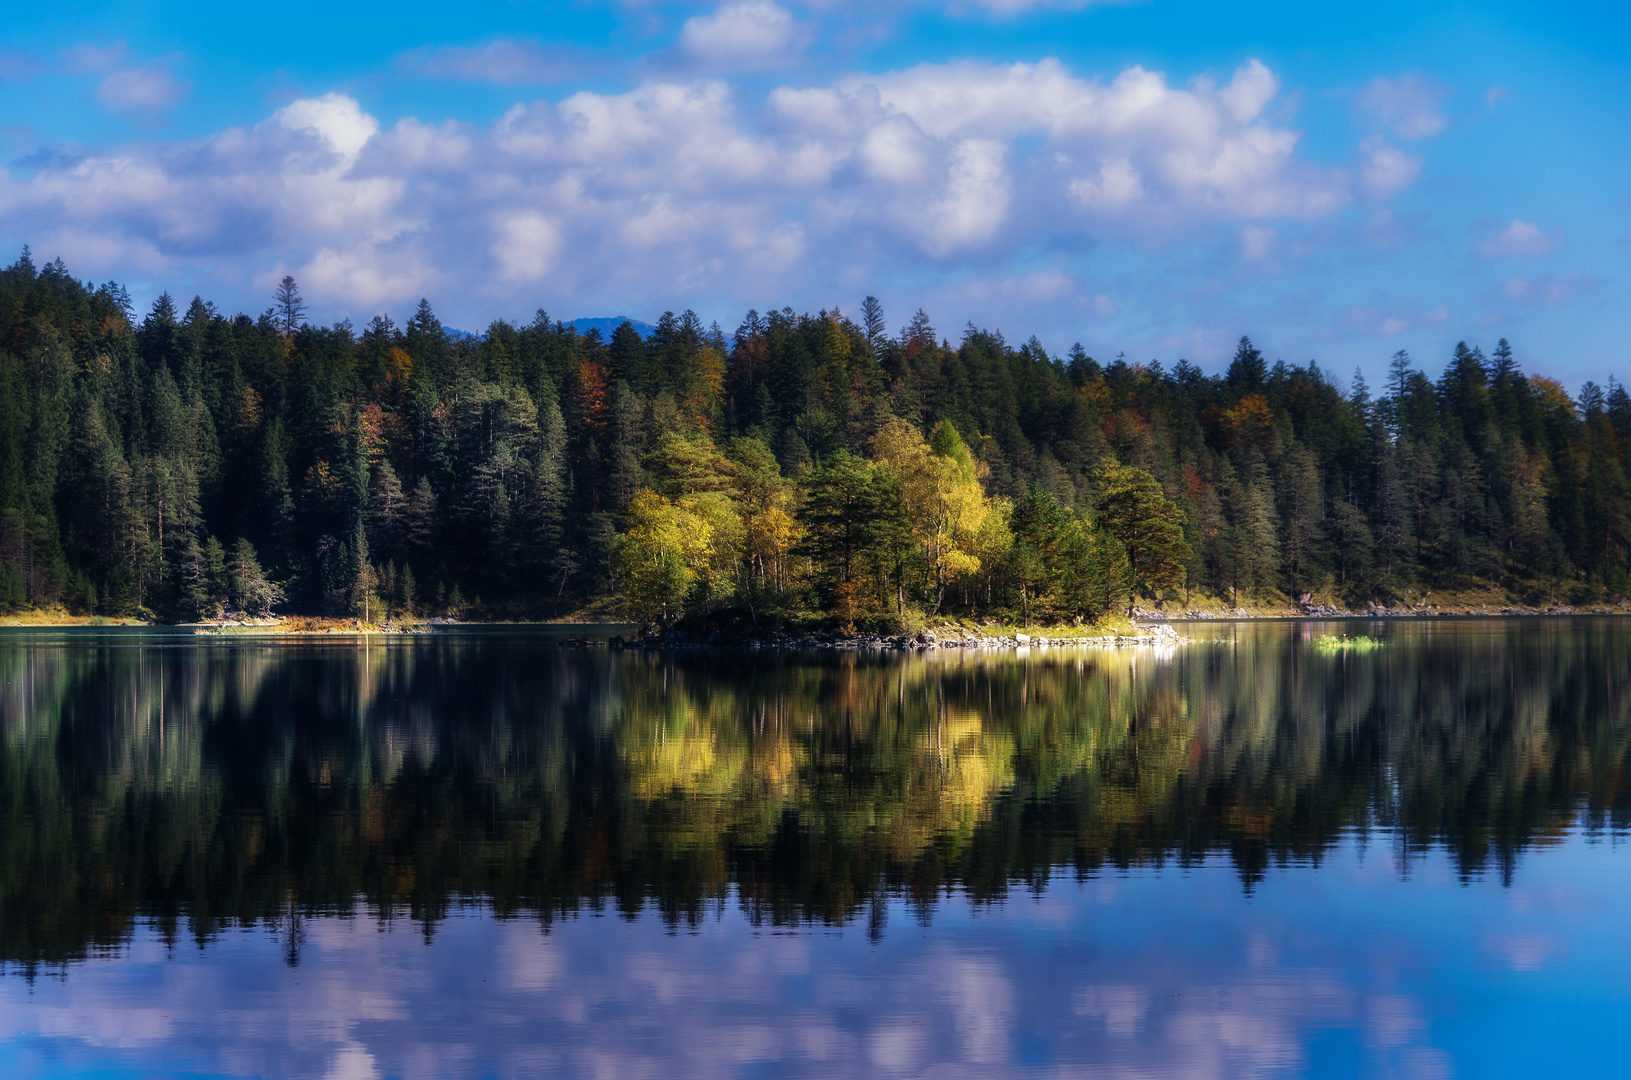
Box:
2;621;1629;1078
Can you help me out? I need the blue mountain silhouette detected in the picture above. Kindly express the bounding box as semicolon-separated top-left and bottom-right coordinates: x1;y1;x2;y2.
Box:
567;316;657;339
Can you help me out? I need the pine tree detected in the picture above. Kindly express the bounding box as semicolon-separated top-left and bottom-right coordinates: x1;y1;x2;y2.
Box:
1279;444;1324;600
1095;462;1191;613
226;538;282;616
860;296;887;358
274;276;306;337
367;458;406;558
346;521;380;622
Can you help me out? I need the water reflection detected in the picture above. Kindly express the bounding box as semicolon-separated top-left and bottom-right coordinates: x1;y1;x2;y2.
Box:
2;620;1630;978
6;839;1626;1078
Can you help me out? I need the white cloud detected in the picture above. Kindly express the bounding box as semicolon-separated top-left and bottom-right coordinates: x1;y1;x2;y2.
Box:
1477;219;1560;259
1502;271;1599;307
1355;73;1449;140
97;65;188;114
1342;299;1448;338
0;58;1410;319
962;268;1076;303
63;42;130;75
680;2;801;68
1358;136;1420;198
1241;224;1275;260
790;58;1348;225
919;138;1009;255
276;94;379;160
297;246;431;311
29;228;170;275
492;213;564;282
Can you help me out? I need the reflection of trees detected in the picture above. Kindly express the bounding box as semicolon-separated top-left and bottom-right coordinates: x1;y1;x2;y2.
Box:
3;622;1631;972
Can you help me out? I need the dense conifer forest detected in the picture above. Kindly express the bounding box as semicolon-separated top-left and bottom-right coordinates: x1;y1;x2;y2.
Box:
2;247;1627;628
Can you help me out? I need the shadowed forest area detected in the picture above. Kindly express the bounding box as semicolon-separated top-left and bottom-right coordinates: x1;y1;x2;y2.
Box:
2;621;1628;973
3;249;1629;628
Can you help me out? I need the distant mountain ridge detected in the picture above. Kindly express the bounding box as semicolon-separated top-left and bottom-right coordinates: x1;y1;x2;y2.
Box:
568;316;656;339
442;318;654;341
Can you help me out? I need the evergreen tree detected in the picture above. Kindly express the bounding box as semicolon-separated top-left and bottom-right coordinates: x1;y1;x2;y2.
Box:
5;247;1631;624
274;276;307;337
1095;463;1191;612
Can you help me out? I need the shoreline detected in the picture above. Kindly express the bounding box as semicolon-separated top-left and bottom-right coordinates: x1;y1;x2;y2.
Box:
619;623;1185;652
4;605;1629;648
1137;602;1631;620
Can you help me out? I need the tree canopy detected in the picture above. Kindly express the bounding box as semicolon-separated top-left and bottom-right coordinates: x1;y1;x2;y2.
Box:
1;256;1626;627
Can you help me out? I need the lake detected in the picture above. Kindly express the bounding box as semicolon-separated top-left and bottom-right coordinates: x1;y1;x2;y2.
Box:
1;620;1628;1078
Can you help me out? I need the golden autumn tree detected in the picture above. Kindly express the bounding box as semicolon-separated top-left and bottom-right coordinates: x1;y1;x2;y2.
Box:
612;490;715;629
726;437;800;608
871;418;994;613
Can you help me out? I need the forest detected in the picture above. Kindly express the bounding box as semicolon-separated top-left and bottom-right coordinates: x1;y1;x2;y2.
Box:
1;246;1628;629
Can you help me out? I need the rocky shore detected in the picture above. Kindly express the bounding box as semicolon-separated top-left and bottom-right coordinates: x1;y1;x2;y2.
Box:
573;623;1185;651
1133;602;1619;619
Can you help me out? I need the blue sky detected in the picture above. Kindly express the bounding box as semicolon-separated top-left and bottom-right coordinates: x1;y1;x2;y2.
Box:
1;0;1626;388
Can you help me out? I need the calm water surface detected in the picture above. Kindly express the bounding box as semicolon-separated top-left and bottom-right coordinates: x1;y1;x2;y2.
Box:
1;620;1628;1078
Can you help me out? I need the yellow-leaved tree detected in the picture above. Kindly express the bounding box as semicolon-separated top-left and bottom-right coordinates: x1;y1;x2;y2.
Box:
726;437;801;611
611;489;715;629
871;418;994;613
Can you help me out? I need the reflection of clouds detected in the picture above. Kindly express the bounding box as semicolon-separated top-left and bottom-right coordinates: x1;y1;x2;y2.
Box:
938;955;1014;1062
48;824;1631;1080
1075;985;1149;1037
1481;932;1567;972
1365;993;1427;1048
1161;979;1345;1075
325;1044;380;1080
1506;884;1593;919
867;1023;928;1072
0;898;1456;1080
500;930;563;990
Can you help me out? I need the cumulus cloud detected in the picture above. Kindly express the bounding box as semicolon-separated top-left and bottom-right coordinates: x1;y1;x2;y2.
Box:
1355;73;1449;140
491;212;564;282
1477;219;1561;259
296;246;431;311
679;2;802;68
276;93;380;160
0;57;1411;318
785;57;1348;228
